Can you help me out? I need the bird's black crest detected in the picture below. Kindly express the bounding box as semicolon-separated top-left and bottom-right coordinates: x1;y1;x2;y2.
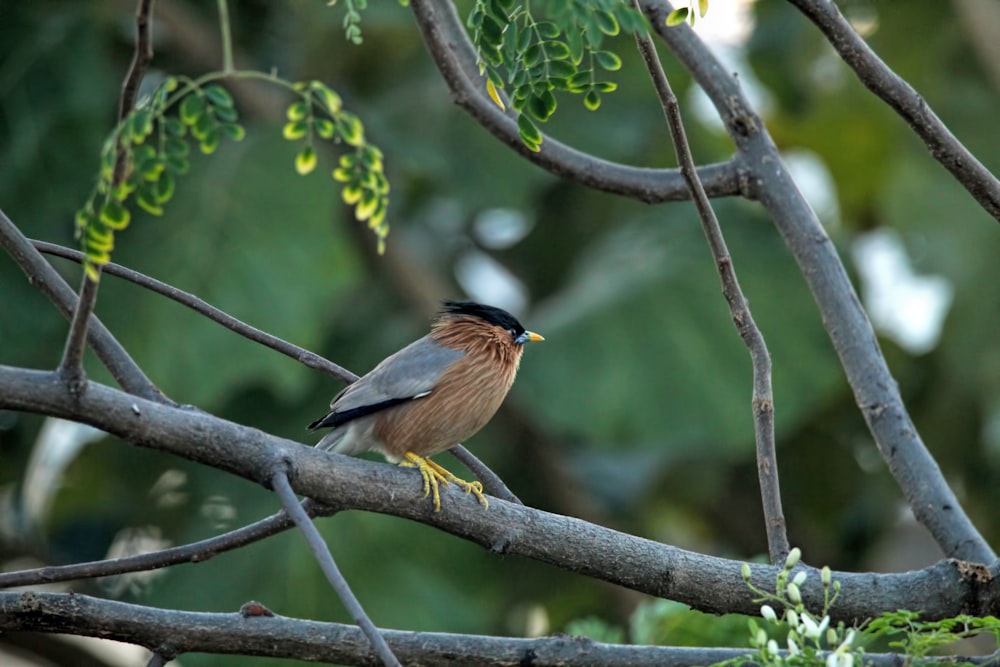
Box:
440;301;526;336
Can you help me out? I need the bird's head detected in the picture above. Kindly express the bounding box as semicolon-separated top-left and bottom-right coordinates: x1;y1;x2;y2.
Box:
432;301;544;355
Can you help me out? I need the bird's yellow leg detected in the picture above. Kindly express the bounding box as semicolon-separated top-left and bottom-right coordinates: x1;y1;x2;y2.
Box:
399;452;488;511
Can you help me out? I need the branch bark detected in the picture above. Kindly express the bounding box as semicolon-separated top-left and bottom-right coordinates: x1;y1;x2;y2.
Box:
640;0;995;564
2;590;990;667
1;365;997;624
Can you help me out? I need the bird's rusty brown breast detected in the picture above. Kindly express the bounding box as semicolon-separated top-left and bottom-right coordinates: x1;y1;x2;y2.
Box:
374;316;523;458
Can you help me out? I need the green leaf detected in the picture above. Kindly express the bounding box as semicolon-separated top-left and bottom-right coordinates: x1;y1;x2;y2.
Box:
312;82;343;113
155;172;176;203
165;155;190;175
131;110;154;142
203;84;234;108
524;43;543;68
517;26;532;52
595;50;622;72
220;123;246;141
179;93;205;125
214;105;240;123
314;118;336;139
100;200;131;230
545;40;571;61
282;120;309;141
535;21;560;39
699;0;709;17
595;11;620;36
594;81;618;93
165;117;186;137
295;146;318;175
287;101;310;121
666;7;689;26
336;112;365;146
165;137;190;157
137;187;164;216
547;60;576;79
199;129;220;155
85;224;114;251
584;89;602;110
341;182;363;204
527;90;557;122
565;26;584;65
517;113;542;151
191;113;215;141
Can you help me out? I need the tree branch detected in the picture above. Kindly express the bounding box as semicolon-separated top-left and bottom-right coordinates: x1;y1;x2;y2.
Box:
0;365;995;623
0;500;335;589
2;590;986;667
408;0;748;204
784;0;1000;222
631;4;786;565
641;0;995;565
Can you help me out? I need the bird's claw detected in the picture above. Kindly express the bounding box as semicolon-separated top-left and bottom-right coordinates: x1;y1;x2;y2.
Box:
400;452;489;511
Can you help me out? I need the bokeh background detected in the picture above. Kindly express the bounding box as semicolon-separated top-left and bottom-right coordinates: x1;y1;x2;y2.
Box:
2;0;999;664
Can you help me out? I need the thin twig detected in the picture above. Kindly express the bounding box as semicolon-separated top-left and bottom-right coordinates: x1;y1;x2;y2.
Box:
270;466;401;667
632;7;788;563
35;241;357;384
58;0;158;386
449;445;522;505
216;0;234;73
784;0;1000;222
0;500;335;589
0;211;163;399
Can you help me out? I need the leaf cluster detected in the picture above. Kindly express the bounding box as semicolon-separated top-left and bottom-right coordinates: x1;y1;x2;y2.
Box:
74;78;245;281
467;0;646;150
284;81;390;253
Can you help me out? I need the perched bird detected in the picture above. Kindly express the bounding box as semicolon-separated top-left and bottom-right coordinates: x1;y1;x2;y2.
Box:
308;301;543;511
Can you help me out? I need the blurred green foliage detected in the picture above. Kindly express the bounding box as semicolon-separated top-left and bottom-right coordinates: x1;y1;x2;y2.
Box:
1;1;999;665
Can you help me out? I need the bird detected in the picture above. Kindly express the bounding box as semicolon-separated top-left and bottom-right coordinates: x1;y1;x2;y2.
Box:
307;301;543;511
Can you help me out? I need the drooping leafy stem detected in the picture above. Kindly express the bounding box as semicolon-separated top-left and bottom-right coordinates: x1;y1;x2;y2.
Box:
283;80;389;253
666;0;710;28
75;70;389;280
466;0;647;150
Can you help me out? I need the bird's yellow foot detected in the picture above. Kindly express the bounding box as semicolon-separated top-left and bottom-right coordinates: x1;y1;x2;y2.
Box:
399;451;489;511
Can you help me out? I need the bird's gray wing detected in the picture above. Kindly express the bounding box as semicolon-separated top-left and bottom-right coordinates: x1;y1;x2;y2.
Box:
307;336;464;430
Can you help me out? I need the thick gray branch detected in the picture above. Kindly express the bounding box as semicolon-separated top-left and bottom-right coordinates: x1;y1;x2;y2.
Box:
2;365;997;623
408;0;747;204
642;0;994;565
3;590;991;667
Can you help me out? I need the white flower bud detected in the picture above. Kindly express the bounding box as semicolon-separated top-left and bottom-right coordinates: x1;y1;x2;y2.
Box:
786;609;799;627
787;582;802;604
821;566;832;587
801;614;820;639
792;571;808;586
742;562;752;582
826;628;838;646
787;637;801;656
761;605;777;622
785;547;802;570
767;639;779;656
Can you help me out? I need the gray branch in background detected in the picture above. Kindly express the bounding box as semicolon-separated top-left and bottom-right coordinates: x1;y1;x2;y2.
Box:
785;0;1000;222
0;366;993;624
640;0;995;564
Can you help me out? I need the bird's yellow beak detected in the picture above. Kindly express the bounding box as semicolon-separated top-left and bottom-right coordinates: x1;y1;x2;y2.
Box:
525;331;544;342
